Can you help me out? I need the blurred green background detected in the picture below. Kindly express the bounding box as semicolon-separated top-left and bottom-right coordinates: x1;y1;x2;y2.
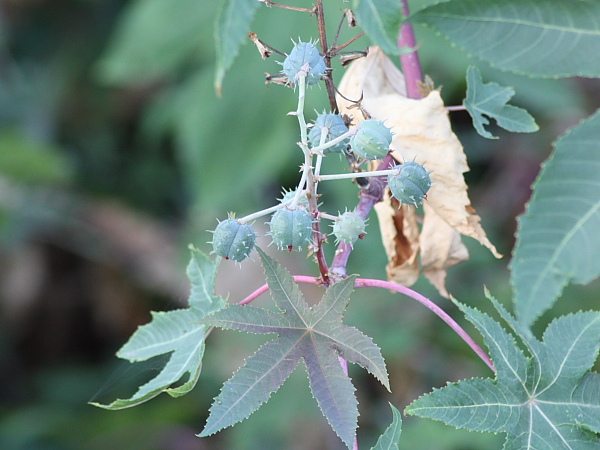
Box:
0;0;598;449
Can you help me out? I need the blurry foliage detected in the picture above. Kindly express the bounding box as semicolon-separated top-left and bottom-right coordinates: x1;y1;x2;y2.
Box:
0;0;598;449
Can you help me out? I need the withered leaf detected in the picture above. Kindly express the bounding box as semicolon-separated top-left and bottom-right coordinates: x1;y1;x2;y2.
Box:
337;46;500;296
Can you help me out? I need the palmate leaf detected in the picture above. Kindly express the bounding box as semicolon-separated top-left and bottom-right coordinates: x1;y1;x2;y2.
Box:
511;110;600;328
409;0;600;78
353;0;404;56
214;0;261;94
91;247;225;409
199;248;389;449
406;296;600;450
464;66;538;139
371;403;402;450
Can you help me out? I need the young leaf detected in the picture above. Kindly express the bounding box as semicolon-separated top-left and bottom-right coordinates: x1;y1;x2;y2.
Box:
353;0;404;56
406;301;600;450
464;66;538;139
511;110;600;328
214;0;261;94
199;248;389;449
91;247;225;409
371;403;402;450
409;0;600;78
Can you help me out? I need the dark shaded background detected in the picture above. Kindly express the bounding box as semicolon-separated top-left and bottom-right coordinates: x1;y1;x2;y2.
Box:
0;0;598;449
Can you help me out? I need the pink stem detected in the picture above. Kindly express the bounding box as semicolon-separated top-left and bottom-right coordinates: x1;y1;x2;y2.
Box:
237;275;495;372
238;275;321;305
398;0;423;99
354;278;495;372
447;105;467;111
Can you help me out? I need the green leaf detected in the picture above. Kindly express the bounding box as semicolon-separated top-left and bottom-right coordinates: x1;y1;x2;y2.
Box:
96;0;205;85
406;302;600;449
409;0;600;78
354;0;404;56
464;66;538;139
510;110;600;328
199;248;389;449
91;247;225;409
214;0;261;94
371;403;402;450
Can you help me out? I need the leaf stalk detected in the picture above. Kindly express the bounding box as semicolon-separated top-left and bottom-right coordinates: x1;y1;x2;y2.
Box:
234;275;495;372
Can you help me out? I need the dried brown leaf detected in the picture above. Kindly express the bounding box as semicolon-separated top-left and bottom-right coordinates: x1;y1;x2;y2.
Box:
336;46;407;117
376;91;501;259
419;203;469;298
374;191;420;286
337;46;500;294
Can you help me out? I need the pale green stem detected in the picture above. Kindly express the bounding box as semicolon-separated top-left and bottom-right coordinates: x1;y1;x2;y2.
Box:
296;74;309;154
314;154;324;181
290;189;308;209
292;164;310;210
318;168;398;181
313;128;327;181
311;128;355;154
292;74;314;210
238;203;284;224
319;212;338;221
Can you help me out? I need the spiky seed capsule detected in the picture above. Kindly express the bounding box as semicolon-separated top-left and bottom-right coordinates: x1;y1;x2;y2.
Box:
269;207;313;252
211;219;256;262
279;189;309;208
282;41;327;86
308;113;349;154
350;119;393;160
387;161;432;206
332;212;367;246
359;119;393;143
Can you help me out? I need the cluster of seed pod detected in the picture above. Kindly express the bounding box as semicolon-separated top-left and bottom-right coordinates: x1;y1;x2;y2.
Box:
210;165;431;262
210;40;432;263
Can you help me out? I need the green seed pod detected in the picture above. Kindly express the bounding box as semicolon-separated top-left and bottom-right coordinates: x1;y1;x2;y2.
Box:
211;218;256;262
387;161;432;206
359;119;393;143
308;113;349;154
269;207;313;252
279;189;309;209
332;211;367;246
350;119;393;160
282;41;327;86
